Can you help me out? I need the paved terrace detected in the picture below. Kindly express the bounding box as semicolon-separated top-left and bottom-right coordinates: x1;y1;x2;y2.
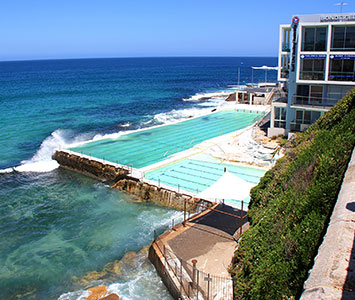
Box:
151;203;249;300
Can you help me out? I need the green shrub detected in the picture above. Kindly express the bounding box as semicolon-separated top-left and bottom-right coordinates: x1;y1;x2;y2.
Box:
231;90;355;299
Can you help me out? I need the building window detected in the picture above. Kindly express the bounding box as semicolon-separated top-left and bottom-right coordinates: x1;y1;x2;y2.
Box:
280;54;290;79
328;85;352;105
302;27;327;51
295;85;323;105
274;107;286;128
329;55;355;81
282;27;291;52
291;110;321;132
331;26;355;51
300;56;326;80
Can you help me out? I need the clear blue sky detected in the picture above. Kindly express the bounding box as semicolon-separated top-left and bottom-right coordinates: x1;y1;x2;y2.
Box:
1;0;355;61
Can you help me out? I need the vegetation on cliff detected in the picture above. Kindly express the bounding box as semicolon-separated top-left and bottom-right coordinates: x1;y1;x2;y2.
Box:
231;90;355;299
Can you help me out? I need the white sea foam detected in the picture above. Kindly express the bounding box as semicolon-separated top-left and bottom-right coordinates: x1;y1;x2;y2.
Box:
120;122;132;128
182;90;233;102
0;129;92;174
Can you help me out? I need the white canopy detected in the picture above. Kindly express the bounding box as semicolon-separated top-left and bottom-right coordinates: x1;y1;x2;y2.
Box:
196;171;255;202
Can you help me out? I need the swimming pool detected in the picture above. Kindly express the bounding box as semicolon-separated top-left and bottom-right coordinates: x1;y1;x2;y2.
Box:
70;110;264;169
145;154;266;206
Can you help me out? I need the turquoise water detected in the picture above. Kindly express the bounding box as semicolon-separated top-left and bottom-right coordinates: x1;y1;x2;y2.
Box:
0;168;178;299
0;57;276;299
145;154;266;205
70;111;263;169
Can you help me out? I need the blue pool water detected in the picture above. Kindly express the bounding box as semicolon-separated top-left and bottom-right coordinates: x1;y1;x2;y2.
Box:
70;110;264;168
145;154;266;206
0;57;276;299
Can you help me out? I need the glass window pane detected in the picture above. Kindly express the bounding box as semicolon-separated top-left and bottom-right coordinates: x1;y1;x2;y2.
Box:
296;110;303;121
315;27;327;51
332;26;345;50
343;59;354;72
304;111;311;123
314;59;324;72
303;59;313;71
275;108;280;119
281;108;286;120
303;28;315;51
345;26;355;49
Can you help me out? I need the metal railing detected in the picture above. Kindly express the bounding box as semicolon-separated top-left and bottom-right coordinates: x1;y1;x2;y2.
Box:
156;242;233;300
152;199;247;299
299;71;325;81
291;95;340;107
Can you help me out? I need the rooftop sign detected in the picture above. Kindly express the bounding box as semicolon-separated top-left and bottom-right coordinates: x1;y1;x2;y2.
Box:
320;14;355;22
295;13;355;23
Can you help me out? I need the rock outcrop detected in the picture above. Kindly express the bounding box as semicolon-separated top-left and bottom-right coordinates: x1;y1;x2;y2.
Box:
111;179;197;211
53;151;128;182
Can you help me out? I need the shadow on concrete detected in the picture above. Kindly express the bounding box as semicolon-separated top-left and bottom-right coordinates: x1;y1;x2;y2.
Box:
342;233;355;298
346;202;355;212
190;203;247;236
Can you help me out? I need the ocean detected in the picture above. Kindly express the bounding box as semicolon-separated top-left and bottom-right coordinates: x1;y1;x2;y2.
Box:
0;57;277;299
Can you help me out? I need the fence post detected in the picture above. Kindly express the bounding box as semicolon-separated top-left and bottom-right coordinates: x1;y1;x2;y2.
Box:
192;259;197;289
196;269;199;298
240;200;244;236
180;258;183;294
207;273;211;300
183;199;186;226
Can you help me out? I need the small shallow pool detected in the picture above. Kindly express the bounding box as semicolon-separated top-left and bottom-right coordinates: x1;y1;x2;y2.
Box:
145;154;266;207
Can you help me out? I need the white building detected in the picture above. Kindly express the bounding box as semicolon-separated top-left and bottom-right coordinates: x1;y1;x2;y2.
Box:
268;13;355;137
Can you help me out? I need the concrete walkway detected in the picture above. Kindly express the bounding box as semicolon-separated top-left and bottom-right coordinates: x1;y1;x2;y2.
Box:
150;204;246;299
301;148;355;300
167;204;244;277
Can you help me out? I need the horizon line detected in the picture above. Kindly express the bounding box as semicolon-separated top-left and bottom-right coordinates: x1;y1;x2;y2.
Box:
0;55;278;63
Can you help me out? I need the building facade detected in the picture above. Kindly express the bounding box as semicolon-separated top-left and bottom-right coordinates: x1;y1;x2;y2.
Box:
268;13;355;137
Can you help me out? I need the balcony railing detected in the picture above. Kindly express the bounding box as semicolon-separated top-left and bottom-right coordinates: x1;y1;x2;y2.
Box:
328;72;355;82
280;67;289;79
299;71;325;81
291;95;341;107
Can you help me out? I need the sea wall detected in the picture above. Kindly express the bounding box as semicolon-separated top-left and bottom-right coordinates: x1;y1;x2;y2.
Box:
148;243;182;300
111;179;197;211
53;150;129;182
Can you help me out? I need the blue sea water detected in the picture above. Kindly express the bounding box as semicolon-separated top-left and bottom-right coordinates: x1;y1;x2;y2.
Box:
0;57;277;299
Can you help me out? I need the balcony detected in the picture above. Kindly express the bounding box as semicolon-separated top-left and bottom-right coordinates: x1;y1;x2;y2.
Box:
280;67;289;79
299;71;325;81
291;95;338;109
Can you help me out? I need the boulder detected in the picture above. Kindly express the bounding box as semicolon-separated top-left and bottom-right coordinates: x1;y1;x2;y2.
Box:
100;294;119;300
87;285;107;300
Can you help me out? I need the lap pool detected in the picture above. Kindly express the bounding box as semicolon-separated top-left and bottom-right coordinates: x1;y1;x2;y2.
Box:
69;110;264;169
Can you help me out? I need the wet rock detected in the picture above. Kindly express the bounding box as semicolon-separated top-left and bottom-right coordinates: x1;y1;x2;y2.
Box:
87;285;107;300
100;294;119;300
77;271;107;286
137;245;149;257
121;251;137;267
103;260;123;275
